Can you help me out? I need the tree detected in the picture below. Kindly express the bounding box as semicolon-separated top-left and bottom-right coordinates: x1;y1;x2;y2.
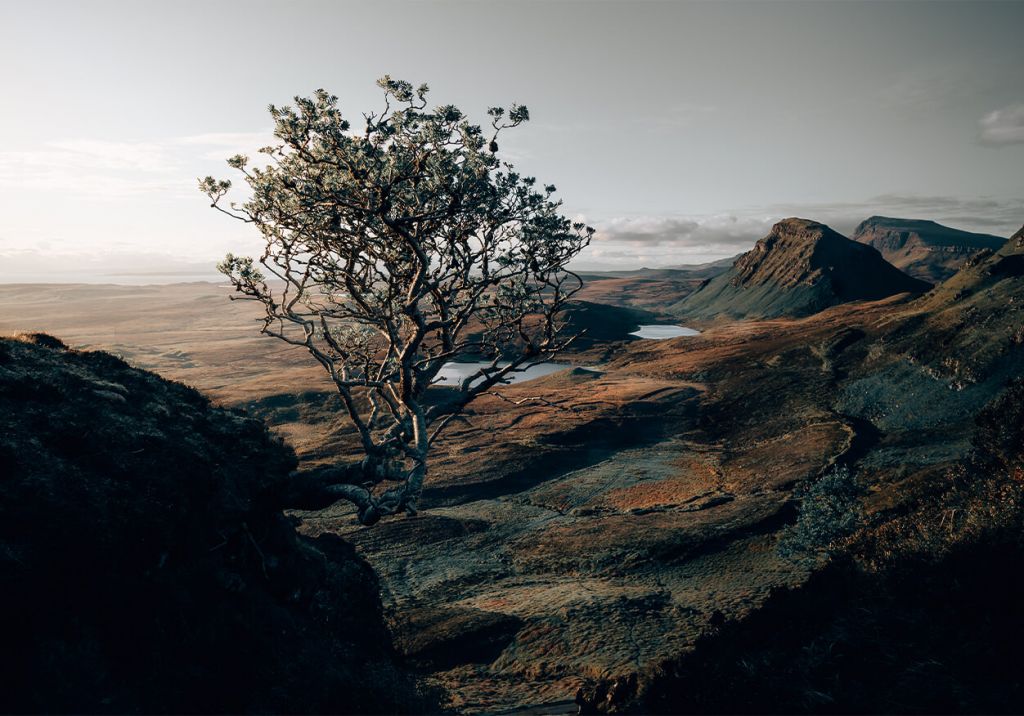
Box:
200;77;593;525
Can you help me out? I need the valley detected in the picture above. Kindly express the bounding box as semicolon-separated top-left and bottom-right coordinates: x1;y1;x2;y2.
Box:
3;218;1023;712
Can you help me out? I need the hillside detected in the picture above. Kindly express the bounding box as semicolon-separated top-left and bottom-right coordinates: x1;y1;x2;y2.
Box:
0;334;430;713
3;227;1024;712
851;216;1007;283
600;229;1024;713
559;300;658;347
886;222;1024;387
671;218;931;320
299;266;1024;711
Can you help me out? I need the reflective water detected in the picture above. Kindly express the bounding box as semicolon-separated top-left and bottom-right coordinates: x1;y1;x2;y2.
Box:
629;324;700;340
435;361;571;387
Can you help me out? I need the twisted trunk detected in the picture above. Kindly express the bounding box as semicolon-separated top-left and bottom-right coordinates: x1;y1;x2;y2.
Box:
282;407;429;526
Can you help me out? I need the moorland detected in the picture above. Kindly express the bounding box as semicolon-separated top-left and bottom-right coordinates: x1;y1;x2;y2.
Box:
3;215;1024;713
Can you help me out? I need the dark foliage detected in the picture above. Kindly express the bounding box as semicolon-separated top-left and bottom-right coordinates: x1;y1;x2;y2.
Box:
777;465;863;560
973;379;1024;477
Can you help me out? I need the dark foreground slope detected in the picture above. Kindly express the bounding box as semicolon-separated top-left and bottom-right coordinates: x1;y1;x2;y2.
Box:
852;216;1007;284
0;334;431;714
672;218;930;320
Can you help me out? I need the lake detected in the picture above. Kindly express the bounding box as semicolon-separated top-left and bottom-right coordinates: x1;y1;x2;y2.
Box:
629;324;700;340
435;361;573;387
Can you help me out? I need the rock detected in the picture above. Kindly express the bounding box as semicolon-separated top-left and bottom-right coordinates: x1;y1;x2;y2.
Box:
0;335;431;714
851;216;1006;283
390;604;523;670
574;674;637;714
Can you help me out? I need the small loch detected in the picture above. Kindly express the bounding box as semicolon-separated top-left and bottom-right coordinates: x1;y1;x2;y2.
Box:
435;361;572;387
629;324;700;340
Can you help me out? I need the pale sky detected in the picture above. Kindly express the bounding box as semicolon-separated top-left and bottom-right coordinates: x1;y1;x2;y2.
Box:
1;0;1022;280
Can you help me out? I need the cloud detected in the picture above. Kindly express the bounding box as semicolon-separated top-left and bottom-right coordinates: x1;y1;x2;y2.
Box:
46;139;180;172
4;125;1021;275
0;248;225;284
572;213;773;269
595;214;770;249
0;131;274;200
175;131;277;161
979;104;1024;146
595;217;698;246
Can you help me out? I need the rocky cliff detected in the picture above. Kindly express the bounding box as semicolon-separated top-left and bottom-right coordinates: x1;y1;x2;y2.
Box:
851;216;1006;283
604;379;1024;714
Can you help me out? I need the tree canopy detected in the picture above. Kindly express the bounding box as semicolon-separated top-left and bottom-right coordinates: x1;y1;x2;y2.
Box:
201;77;592;524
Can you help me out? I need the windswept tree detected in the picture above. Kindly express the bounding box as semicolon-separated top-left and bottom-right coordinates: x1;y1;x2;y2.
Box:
201;77;592;525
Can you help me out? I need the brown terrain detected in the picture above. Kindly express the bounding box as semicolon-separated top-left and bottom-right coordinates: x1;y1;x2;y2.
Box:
2;220;1023;712
576;259;735;314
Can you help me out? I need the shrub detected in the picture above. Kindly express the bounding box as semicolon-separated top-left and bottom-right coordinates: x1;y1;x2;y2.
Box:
779;465;864;560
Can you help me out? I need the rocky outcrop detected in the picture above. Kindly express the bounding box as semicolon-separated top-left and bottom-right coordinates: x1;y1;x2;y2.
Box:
614;380;1024;714
851;216;1006;283
888;221;1024;388
671;218;930;320
0;334;431;714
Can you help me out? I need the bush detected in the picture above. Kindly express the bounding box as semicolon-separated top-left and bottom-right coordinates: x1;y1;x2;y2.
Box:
779;465;864;560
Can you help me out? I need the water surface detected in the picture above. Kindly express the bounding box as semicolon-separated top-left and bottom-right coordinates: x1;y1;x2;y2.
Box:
629;324;700;340
436;361;571;387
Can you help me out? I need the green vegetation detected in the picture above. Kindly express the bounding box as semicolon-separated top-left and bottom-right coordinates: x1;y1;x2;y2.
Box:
778;465;864;561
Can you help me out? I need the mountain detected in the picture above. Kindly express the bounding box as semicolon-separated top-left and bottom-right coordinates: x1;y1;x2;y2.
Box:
575;224;1024;715
851;216;1006;284
886;222;1024;387
671;218;931;320
665;255;741;273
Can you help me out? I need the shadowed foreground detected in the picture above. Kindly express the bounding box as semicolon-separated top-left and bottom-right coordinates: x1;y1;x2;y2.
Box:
0;334;433;714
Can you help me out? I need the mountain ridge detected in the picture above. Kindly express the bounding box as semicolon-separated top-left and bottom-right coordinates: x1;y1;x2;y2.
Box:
851;216;1006;283
671;218;930;320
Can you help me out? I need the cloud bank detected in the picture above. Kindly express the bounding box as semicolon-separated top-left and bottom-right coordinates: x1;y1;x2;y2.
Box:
583;214;771;268
979;104;1024;146
577;194;1024;270
0;131;275;201
2;128;1021;277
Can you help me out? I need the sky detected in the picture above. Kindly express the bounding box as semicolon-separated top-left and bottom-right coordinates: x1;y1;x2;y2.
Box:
1;0;1022;281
